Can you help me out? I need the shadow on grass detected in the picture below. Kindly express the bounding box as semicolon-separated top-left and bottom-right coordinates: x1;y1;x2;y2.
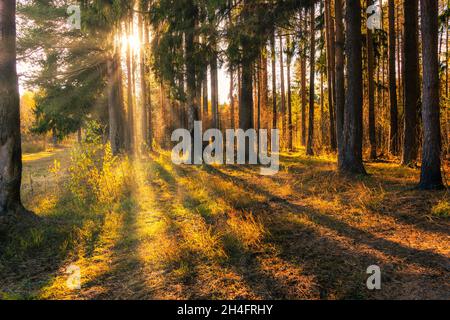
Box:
0;194;108;299
196;164;450;299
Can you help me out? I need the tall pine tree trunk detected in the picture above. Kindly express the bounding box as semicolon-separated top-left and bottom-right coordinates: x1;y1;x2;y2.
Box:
334;0;345;165
402;0;420;166
388;0;399;155
203;68;208;117
270;30;277;130
240;60;254;131
139;13;149;151
279;34;286;144
126;15;135;153
340;0;366;174
229;66;235;129
211;43;219;129
325;0;337;151
107;50;126;155
286;35;293;151
0;0;25;215
185;3;200;135
306;4;315;156
367;15;377;160
261;47;269;130
418;0;444;189
301;10;307;147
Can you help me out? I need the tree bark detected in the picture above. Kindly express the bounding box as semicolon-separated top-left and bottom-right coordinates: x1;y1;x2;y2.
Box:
0;0;25;215
418;0;444;189
126;14;135;153
301;10;307;147
388;0;399;155
270;30;277;130
279;34;286;145
286;35;293;151
340;0;366;174
139;13;149;151
107;52;126;155
367;17;377;160
203;68;208;116
325;0;337;151
240;60;254;131
211;44;219;129
334;0;345;165
402;0;420;166
261;46;269;130
185;4;200;135
306;4;315;156
229;66;235;129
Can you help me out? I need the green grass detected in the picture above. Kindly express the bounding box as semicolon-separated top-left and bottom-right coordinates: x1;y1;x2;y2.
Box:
1;145;449;300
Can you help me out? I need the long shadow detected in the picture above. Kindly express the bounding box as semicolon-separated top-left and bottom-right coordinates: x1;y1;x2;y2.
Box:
146;154;450;298
289;164;450;236
180;165;371;298
0;194;109;299
201;165;450;273
160;162;317;298
85;196;157;300
219;158;450;237
197;165;450;299
146;158;298;299
142;160;203;299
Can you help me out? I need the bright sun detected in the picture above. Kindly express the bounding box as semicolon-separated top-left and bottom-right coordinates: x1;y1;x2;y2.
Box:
121;34;141;51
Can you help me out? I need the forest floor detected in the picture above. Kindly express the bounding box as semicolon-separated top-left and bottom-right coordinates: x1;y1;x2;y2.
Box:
0;145;449;300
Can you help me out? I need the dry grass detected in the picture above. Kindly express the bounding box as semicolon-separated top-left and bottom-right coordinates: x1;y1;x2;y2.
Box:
0;145;448;300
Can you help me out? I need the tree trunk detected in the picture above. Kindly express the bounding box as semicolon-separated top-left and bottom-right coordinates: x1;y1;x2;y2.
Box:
185;5;200;135
144;18;153;149
126;15;135;153
334;0;345;165
107;51;126;155
0;0;25;215
446;13;449;157
240;60;254;131
270;30;277;130
240;1;254;133
301;9;307;147
402;0;420;166
418;0;444;189
203;68;208;116
279;34;286;145
261;47;269;130
306;4;315;156
229;66;235;129
340;0;366;174
211;46;219;129
286;35;293;151
388;0;399;155
367;17;377;160
139;13;149;151
325;0;337;151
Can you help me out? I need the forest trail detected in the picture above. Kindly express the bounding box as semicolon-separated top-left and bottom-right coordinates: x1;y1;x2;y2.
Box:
1;148;449;300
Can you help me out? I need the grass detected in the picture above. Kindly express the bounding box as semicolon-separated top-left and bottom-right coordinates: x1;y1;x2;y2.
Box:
0;144;449;300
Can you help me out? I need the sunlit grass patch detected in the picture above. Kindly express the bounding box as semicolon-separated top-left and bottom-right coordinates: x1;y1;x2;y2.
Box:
226;211;266;249
39;210;125;299
432;200;450;218
138;216;183;267
178;210;226;260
